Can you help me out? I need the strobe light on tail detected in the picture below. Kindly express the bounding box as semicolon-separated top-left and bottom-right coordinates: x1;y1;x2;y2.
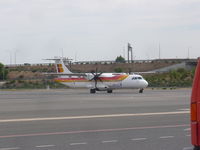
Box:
46;57;148;93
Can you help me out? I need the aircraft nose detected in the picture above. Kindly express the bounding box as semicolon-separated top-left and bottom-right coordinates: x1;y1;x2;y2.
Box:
143;80;148;88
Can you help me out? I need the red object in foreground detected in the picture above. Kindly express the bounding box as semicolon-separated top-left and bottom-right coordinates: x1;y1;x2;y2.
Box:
191;58;200;150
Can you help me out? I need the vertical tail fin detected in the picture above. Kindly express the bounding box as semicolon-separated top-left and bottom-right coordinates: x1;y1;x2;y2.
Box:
55;58;72;74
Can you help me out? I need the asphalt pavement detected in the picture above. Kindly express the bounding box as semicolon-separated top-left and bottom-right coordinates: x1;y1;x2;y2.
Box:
0;88;193;150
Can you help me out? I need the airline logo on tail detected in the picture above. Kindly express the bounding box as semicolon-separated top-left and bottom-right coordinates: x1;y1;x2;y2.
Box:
57;64;64;73
55;58;72;74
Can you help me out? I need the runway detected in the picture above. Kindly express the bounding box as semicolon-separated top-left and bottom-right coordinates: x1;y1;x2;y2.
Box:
0;89;192;150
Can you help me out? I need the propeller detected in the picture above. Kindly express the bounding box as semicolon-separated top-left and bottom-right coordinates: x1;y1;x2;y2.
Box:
90;68;103;89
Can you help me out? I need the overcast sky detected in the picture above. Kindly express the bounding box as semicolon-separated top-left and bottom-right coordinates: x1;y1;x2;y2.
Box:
0;0;200;64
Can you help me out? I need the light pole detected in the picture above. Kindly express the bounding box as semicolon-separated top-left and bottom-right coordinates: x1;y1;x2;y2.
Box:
14;49;19;65
10;52;12;65
159;43;161;59
14;50;16;65
5;50;12;65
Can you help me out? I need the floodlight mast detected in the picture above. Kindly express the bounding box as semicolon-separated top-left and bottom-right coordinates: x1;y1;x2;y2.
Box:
127;43;133;63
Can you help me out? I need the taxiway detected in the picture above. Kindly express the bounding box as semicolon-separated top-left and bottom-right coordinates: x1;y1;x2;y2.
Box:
0;89;192;150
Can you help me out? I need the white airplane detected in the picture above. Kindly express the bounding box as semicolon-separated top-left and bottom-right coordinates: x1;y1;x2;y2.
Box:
47;58;148;93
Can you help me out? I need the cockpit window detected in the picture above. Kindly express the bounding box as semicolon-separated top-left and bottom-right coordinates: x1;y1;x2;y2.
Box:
132;77;143;80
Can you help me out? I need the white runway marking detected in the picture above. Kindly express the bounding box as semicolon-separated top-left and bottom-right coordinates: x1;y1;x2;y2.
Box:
186;134;191;137
35;145;55;148
102;140;118;143
0;148;20;150
0;124;189;139
184;128;191;131
70;142;87;146
131;138;147;141
178;108;190;111
0;111;189;123
159;136;174;139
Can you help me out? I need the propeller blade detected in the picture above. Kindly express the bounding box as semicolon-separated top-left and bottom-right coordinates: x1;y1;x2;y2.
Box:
89;68;103;87
89;77;95;81
97;72;103;77
97;72;103;82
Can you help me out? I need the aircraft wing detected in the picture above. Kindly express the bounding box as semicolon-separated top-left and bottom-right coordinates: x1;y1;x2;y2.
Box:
132;71;156;74
43;73;87;76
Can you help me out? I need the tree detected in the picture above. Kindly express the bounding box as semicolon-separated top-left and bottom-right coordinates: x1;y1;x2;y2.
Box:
114;67;123;73
115;55;126;63
0;63;8;80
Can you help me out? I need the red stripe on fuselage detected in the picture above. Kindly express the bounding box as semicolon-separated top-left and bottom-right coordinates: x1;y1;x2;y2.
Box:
54;75;128;82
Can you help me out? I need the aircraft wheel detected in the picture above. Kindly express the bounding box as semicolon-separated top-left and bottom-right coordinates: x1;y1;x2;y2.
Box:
107;90;113;93
90;89;96;94
139;88;144;93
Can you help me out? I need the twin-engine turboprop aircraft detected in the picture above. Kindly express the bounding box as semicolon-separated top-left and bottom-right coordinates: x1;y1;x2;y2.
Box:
46;58;148;93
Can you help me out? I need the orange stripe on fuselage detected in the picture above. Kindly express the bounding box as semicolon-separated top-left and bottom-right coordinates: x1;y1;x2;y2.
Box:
54;75;128;83
54;77;87;82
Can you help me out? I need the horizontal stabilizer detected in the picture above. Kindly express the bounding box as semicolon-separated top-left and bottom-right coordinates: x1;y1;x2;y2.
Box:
44;58;72;61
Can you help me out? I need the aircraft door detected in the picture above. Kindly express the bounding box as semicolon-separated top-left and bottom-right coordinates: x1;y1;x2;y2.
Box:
110;81;122;89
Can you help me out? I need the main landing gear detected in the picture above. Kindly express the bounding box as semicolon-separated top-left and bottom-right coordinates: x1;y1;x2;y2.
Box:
90;89;113;94
90;89;96;94
139;88;144;93
107;90;113;93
